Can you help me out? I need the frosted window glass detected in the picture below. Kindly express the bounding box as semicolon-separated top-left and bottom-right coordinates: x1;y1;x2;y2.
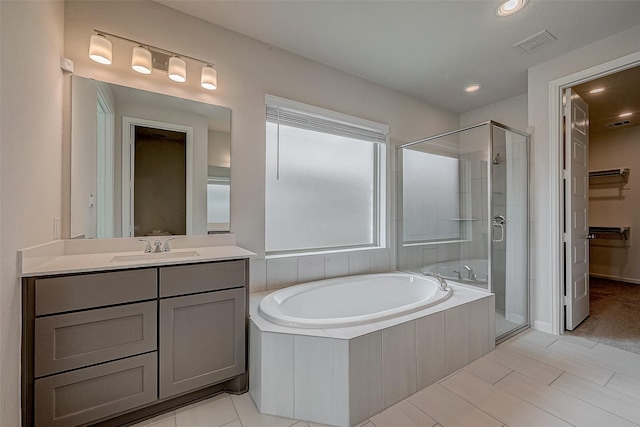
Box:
403;150;460;242
266;123;377;252
207;183;230;223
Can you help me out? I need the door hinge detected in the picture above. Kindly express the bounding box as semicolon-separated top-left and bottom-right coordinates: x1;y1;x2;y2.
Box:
562;233;569;243
562;169;570;179
563;295;569;305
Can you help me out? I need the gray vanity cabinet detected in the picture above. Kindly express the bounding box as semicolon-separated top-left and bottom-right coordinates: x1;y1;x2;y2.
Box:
23;259;249;427
158;261;246;398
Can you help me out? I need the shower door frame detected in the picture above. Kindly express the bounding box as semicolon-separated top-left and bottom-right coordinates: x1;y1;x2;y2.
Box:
396;121;531;340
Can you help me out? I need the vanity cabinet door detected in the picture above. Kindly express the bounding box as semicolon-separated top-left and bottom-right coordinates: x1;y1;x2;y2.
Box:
159;288;245;398
34;301;157;377
34;352;157;427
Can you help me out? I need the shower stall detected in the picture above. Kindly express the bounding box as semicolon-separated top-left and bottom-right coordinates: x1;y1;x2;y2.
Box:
396;121;529;341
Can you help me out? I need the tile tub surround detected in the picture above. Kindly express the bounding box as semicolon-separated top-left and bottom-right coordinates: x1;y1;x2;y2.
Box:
250;283;495;427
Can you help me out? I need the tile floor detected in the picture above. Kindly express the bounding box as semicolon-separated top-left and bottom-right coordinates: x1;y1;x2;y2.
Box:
133;329;640;427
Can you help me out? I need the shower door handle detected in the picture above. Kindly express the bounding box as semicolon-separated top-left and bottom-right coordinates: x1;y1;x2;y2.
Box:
492;215;506;243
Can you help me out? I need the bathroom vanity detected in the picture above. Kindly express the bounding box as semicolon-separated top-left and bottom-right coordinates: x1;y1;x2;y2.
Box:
20;236;253;427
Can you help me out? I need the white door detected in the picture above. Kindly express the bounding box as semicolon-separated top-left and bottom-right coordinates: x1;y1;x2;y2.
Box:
564;88;590;330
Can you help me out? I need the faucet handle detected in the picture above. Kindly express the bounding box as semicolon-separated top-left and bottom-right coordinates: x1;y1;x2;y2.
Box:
139;239;152;253
163;237;176;252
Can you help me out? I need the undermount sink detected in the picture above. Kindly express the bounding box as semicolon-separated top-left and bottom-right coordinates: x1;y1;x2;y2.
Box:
110;250;201;263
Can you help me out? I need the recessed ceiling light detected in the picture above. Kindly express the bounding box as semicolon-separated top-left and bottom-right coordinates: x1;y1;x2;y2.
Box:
619;112;633;118
464;84;481;93
590;87;605;94
496;0;528;17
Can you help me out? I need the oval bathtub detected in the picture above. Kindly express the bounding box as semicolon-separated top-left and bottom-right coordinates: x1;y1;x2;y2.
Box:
421;259;488;285
258;273;452;328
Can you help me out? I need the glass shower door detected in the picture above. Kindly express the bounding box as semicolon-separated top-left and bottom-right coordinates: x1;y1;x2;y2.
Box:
491;123;529;340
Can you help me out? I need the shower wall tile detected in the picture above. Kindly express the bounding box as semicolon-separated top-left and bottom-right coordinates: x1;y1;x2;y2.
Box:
416;312;445;389
325;253;350;279
444;304;469;375
297;255;325;284
382;321;417;407
266;257;298;289
250;258;267;293
350;331;383;425
349;251;371;275
436;244;454;263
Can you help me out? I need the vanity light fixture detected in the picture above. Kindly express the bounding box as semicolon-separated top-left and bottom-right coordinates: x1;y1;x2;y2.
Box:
464;83;481;93
88;29;218;90
131;46;152;74
89;33;112;65
496;0;528;17
201;65;218;90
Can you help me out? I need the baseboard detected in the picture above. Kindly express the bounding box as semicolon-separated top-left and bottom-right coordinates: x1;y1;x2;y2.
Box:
505;312;526;324
590;273;640;285
532;320;553;334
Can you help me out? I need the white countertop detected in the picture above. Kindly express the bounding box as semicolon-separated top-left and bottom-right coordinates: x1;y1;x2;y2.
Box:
20;234;255;277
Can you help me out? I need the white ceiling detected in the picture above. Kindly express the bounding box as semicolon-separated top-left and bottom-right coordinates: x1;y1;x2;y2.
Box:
157;0;640;114
573;65;640;133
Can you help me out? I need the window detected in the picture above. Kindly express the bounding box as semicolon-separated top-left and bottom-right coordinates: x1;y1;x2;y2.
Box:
265;96;388;255
402;149;463;244
207;177;230;232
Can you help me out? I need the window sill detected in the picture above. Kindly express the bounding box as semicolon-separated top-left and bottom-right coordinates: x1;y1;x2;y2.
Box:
265;245;386;260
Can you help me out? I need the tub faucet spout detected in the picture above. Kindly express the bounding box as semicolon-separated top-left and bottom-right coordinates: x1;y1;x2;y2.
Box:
463;265;478;281
421;272;449;292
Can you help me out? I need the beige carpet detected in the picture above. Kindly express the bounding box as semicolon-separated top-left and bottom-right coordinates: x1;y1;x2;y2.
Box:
565;277;640;355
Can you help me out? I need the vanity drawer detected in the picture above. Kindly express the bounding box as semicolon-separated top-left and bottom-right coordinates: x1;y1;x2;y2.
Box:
35;269;157;315
34;352;157;427
159;260;245;297
34;301;157;377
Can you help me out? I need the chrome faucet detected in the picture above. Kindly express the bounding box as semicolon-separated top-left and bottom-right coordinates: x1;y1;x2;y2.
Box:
463;265;478;281
152;240;164;253
139;238;175;253
139;239;153;253
163;237;176;252
421;272;449;292
452;270;464;280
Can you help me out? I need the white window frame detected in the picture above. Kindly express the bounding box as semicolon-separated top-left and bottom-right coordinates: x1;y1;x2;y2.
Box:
265;95;389;256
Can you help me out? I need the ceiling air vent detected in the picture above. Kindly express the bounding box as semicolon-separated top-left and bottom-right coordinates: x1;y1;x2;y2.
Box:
514;30;557;54
607;120;632;128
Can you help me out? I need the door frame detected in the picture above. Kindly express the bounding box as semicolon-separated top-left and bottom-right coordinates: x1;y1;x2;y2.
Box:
122;117;194;237
549;51;640;334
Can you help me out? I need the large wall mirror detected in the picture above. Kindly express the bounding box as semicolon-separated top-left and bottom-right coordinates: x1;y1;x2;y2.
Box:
71;76;231;239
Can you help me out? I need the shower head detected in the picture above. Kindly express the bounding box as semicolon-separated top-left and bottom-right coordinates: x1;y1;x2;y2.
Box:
492;153;501;165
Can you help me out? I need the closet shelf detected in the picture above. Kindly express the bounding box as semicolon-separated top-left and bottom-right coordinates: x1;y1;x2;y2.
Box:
589;226;630;241
588;168;630;179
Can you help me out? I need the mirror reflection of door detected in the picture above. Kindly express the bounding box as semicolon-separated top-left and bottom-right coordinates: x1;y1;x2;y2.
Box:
133;126;187;237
